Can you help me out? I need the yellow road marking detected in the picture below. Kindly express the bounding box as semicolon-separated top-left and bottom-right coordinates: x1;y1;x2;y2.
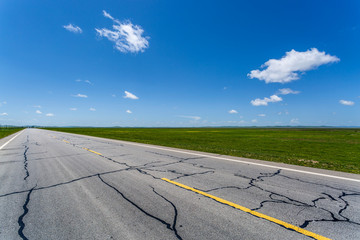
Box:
82;147;102;155
161;178;331;240
61;138;102;156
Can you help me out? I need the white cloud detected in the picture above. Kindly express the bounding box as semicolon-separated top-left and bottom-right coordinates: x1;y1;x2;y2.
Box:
0;101;7;107
251;119;257;123
258;114;266;117
73;94;88;98
36;110;42;114
123;91;139;100
63;24;83;34
248;48;339;83
339;100;355;106
126;110;132;114
112;94;116;97
278;88;300;95
33;105;41;108
251;95;282;106
290;118;299;124
0;112;8;116
70;108;77;111
89;108;96;111
278;111;289;115
76;79;93;85
103;10;114;20
96;10;149;53
179;115;201;121
229;109;238;114
46;113;54;117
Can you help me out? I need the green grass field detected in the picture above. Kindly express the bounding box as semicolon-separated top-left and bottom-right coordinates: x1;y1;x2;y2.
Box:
45;128;360;174
0;127;23;140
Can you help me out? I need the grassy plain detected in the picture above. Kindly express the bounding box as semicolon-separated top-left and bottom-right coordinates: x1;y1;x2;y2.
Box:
0;127;23;139
45;128;360;174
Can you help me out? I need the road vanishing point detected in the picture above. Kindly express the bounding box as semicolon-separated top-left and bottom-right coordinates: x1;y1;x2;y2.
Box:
1;128;359;239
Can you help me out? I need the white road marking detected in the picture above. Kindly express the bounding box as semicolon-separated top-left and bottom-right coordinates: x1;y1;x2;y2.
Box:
0;130;24;150
48;130;360;183
108;138;360;183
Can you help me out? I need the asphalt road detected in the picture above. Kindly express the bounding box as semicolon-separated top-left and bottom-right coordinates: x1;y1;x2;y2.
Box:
1;128;359;240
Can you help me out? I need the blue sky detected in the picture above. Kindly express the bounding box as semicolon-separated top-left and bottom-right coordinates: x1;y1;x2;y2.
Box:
1;0;359;127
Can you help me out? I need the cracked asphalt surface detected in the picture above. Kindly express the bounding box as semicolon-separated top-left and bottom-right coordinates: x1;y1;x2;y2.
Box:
0;129;359;239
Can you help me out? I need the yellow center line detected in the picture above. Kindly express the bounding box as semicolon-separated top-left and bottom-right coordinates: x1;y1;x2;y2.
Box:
82;147;102;156
60;138;102;156
161;178;331;240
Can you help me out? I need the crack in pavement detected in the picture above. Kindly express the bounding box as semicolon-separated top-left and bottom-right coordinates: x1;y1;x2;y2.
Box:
202;169;360;230
57;137;215;184
299;191;360;228
17;185;36;240
23;146;29;181
98;174;182;239
151;187;181;239
170;170;215;181
0;168;128;198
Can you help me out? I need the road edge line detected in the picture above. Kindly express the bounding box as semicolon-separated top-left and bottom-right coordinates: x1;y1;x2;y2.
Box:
44;129;360;183
0;130;24;150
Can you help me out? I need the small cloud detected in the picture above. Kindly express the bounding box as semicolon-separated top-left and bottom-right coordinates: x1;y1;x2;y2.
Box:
229;109;238;114
36;110;42;114
76;79;93;85
96;10;149;53
290;118;299;124
89;108;96;111
258;114;266;117
0;101;7;107
112;94;116;97
278;88;300;95
33;105;41;108
0;112;8;116
248;48;339;83
72;94;88;98
278;111;289;115
251;95;282;106
70;108;77;111
46;113;54;117
102;10;114;20
63;24;83;34
251;119;257;123
123;91;139;100
339;100;355;106
126;110;132;114
178;115;201;121
223;87;227;90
